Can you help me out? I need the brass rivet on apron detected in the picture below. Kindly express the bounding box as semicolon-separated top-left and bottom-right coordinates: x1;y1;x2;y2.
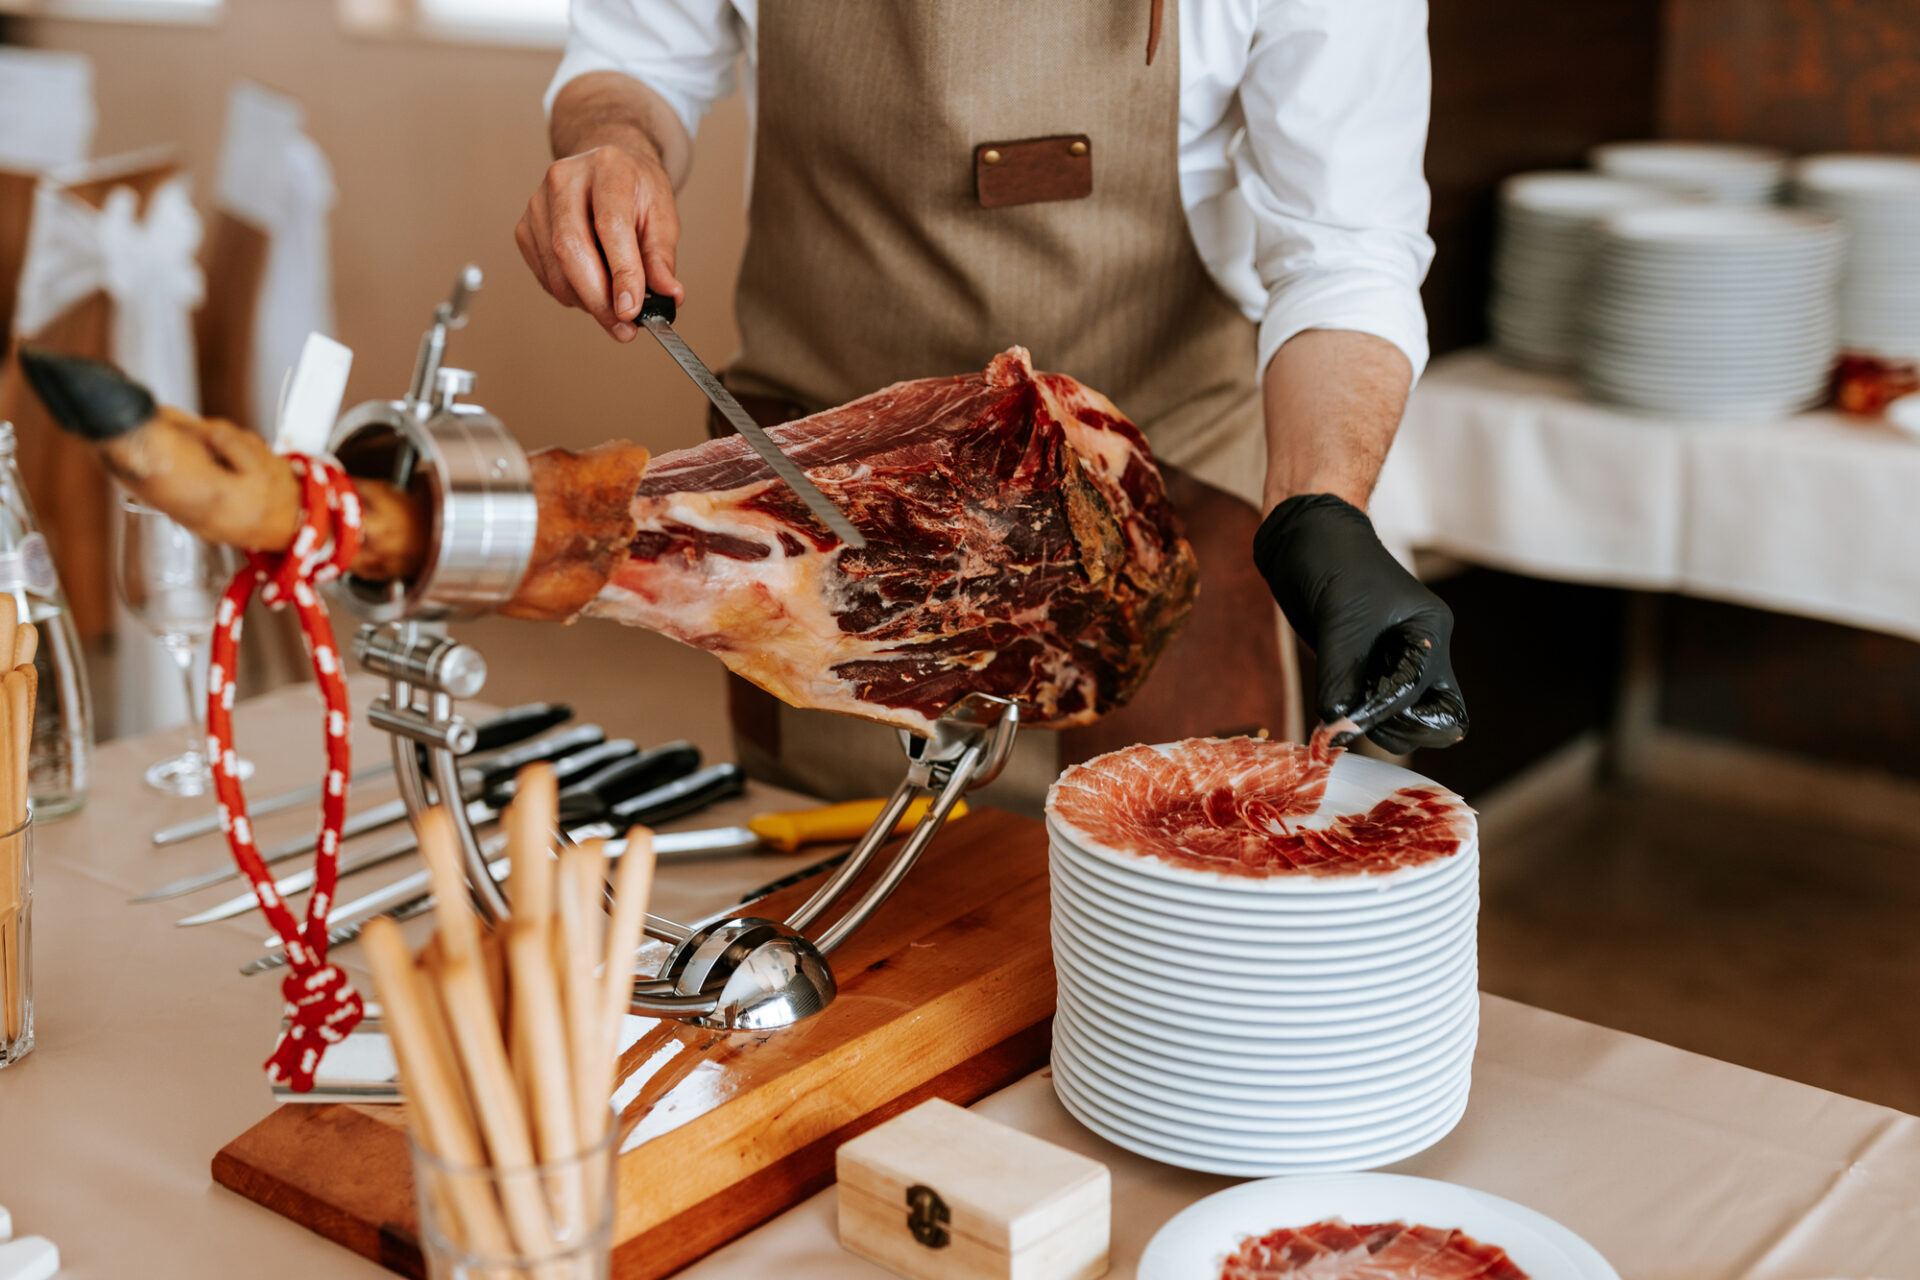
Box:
1069;140;1088;157
982;149;1002;165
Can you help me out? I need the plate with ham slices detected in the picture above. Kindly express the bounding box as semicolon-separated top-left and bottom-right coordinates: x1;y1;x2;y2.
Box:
1138;1173;1618;1280
1043;734;1480;1174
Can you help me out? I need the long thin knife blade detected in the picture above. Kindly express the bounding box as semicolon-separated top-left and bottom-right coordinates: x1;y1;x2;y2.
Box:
132;724;606;904
638;293;866;549
150;761;393;847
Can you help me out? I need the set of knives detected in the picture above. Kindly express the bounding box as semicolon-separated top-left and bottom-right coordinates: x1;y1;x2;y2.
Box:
133;702;755;973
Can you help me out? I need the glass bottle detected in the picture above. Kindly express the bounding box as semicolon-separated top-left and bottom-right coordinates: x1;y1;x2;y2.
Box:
0;423;93;819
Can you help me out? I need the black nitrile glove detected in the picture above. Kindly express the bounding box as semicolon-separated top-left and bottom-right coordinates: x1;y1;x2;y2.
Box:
1254;494;1468;754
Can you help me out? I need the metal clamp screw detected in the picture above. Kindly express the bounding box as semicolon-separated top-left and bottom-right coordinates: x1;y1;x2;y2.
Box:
905;1184;950;1249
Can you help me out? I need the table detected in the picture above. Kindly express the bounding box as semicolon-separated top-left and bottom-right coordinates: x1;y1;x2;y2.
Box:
6;683;1919;1278
1372;350;1920;643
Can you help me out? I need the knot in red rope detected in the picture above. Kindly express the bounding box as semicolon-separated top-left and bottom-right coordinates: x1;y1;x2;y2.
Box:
210;454;367;1092
266;964;367;1089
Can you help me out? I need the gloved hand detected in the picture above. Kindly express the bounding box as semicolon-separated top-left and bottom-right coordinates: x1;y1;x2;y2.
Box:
1253;494;1468;753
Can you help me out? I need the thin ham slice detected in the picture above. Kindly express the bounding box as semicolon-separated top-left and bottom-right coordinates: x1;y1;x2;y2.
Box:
586;347;1198;734
1220;1219;1529;1280
1047;730;1473;878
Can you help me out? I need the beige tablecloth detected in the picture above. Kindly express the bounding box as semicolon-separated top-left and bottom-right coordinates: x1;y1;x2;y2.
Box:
1373;350;1920;643
3;682;1917;1278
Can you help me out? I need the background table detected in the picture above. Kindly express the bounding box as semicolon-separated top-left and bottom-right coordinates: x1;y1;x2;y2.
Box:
4;683;1918;1277
1373;350;1920;642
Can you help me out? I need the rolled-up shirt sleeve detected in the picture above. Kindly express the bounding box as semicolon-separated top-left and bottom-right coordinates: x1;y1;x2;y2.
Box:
544;0;743;139
1236;0;1435;382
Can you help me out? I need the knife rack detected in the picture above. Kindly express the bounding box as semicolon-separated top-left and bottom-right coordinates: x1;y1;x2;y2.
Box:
321;266;1025;1035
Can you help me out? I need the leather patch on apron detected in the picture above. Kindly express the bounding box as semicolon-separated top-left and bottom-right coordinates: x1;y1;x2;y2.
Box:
974;136;1093;209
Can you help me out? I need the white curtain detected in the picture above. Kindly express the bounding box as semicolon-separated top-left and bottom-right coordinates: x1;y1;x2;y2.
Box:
13;173;207;738
0;49;94;173
216;81;339;439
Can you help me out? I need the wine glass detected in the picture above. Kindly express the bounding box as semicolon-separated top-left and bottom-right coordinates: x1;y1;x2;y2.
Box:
115;501;242;796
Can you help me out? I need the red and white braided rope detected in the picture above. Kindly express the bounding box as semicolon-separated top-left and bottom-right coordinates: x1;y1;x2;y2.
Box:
207;455;366;1092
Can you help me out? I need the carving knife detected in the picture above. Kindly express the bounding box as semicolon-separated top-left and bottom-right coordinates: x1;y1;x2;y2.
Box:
177;741;705;927
132;722;606;904
637;291;867;549
146;701;574;846
240;762;750;974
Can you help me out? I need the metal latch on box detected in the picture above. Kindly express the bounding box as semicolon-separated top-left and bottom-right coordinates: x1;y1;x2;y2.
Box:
906;1185;951;1249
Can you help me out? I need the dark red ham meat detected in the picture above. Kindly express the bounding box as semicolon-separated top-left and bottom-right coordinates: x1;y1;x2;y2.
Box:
1220;1218;1529;1280
587;347;1199;734
1046;731;1473;878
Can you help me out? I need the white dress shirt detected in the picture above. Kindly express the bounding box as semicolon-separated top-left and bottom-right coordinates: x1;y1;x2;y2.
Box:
547;0;1434;382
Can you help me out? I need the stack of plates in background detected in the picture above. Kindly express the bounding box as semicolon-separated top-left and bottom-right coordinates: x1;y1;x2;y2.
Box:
1490;171;1693;369
1044;753;1479;1177
1583;205;1844;418
1589;141;1789;204
1793;153;1920;360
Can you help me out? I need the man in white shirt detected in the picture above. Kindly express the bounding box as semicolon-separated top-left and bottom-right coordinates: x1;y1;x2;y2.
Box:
518;0;1465;799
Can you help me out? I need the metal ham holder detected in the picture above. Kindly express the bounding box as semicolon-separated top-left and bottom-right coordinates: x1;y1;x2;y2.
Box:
325;267;1022;1034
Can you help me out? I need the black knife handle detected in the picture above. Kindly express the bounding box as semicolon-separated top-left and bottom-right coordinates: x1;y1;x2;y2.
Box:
486;738;635;807
470;702;573;753
607;763;746;828
474;724;606;789
558;741;702;822
640;290;676;325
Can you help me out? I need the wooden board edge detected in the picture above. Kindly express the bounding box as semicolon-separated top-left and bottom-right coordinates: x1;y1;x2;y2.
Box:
612;1015;1055;1280
212;1125;423;1278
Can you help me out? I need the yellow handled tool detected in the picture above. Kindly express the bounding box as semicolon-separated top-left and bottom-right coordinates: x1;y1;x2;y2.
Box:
748;797;969;853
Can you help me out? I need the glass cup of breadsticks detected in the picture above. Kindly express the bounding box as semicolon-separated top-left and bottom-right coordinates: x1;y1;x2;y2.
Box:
0;595;40;1066
362;764;657;1280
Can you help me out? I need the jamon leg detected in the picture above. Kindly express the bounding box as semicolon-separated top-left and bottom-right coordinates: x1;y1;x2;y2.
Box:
18;346;649;619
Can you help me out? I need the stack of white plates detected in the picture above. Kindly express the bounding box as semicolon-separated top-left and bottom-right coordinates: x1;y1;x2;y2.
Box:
1583;204;1844;417
1590;140;1789;204
1793;153;1920;359
1044;749;1479;1177
1490;171;1693;369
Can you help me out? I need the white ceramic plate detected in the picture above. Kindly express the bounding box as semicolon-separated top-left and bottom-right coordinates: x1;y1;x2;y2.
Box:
1049;828;1478;915
1053;939;1476;1035
1050;868;1478;961
1055;995;1479;1097
1500;170;1687;216
1053;1016;1471;1127
1049;885;1477;976
1047;752;1476;897
1050;848;1478;941
1052;1016;1471;1123
1052;1065;1471;1176
1049;908;1478;1007
1137;1173;1619;1280
1053;1048;1474;1154
1058;978;1479;1063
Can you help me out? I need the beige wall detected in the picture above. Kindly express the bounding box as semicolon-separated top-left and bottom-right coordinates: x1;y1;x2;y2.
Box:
21;0;752;459
20;1;753;752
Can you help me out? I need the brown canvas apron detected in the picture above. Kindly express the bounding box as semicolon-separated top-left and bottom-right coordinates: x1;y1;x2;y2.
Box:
718;0;1300;813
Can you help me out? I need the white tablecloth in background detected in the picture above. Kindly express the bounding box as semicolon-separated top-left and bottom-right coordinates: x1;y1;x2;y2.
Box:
1373;350;1920;641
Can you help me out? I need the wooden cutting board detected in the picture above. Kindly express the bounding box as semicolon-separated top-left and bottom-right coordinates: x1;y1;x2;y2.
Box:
212;807;1057;1278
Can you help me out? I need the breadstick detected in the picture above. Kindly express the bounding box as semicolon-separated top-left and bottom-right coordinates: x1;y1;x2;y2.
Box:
13;622;35;668
556;841;608;1146
0;596;16;672
362;918;512;1258
416;807;481;969
506;766;558;1108
588;827;656;1139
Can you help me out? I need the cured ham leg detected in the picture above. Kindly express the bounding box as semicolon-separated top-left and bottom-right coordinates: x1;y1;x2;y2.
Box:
594;348;1198;732
20;345;1197;732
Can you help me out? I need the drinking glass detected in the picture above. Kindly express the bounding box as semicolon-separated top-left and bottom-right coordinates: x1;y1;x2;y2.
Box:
114;500;239;796
0;810;32;1066
411;1128;618;1279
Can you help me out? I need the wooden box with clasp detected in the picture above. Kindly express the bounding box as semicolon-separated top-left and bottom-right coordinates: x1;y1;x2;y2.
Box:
837;1099;1110;1280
